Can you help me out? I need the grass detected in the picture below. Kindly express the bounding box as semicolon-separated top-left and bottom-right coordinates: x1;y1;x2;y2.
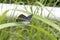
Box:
0;0;60;40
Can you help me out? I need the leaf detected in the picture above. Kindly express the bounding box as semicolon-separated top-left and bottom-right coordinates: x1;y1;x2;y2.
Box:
33;14;60;32
0;23;22;30
30;25;57;40
0;10;9;24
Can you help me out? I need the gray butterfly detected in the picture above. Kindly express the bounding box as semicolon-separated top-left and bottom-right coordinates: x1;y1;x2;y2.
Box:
16;14;33;25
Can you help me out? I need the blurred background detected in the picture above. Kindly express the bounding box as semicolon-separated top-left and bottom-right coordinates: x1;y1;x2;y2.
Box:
0;0;60;40
0;0;60;7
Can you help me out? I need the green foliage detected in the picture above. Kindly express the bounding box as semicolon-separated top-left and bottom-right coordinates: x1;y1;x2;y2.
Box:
0;10;9;24
0;0;60;40
0;0;60;7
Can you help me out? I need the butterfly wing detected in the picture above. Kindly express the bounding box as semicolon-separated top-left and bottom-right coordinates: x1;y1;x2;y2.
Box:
16;14;33;22
16;14;27;22
21;14;33;25
27;14;33;21
16;14;33;25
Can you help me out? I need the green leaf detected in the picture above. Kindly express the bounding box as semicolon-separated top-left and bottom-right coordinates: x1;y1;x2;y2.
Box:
0;10;9;24
0;23;22;30
30;25;57;40
33;15;60;32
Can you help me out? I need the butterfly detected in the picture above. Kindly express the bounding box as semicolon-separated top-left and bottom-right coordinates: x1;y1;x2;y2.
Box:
6;14;33;31
16;14;33;25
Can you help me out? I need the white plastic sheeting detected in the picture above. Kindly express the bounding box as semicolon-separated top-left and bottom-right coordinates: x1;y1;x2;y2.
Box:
0;3;60;20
